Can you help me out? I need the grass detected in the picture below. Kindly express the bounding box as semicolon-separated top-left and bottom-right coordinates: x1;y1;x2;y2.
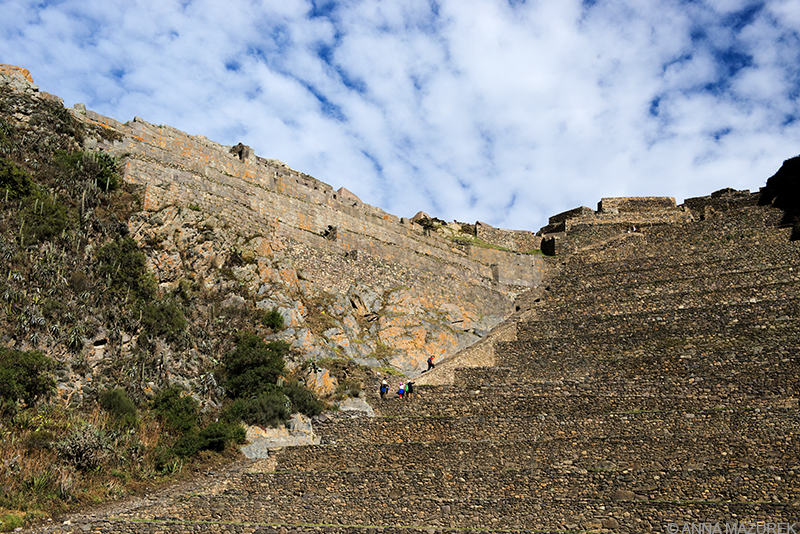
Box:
299;293;338;336
0;402;243;531
446;234;512;251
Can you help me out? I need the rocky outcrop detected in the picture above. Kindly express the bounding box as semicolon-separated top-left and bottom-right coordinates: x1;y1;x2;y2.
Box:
0;64;552;389
62;86;548;376
759;155;800;240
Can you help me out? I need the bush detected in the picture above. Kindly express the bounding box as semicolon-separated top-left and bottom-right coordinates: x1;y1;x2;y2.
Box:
95;237;156;301
55;150;119;191
0;512;24;531
151;386;198;435
25;430;55;451
21;195;73;245
0;347;56;410
0;157;34;199
140;300;187;343
55;426;113;470
285;379;324;417
199;421;245;452
88;151;120;191
222;390;290;428
170;422;246;457
261;308;285;330
171;432;203;458
221;334;288;399
98;388;138;429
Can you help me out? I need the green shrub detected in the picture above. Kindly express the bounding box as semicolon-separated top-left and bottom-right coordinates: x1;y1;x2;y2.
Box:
98;388;138;429
54;150;119;191
199;421;245;452
0;157;34;199
152;446;181;474
0;512;25;531
261;308;285;330
285;379;324;417
221;334;288;399
151;386;199;434
95;237;156;301
89;151;119;191
140;300;187;343
67;271;91;293
222;390;290;428
170;421;246;457
0;347;56;410
171;431;203;458
20;195;73;245
25;430;55;451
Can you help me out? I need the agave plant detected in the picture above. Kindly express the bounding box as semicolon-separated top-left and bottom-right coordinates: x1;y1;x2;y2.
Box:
67;325;85;352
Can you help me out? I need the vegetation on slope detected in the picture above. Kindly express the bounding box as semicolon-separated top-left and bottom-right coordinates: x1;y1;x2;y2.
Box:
0;83;325;529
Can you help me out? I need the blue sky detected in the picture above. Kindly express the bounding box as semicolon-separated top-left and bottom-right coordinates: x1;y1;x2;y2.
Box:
2;0;799;231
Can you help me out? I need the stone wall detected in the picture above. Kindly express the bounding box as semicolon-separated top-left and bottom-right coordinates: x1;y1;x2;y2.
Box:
683;188;759;219
72;110;545;290
475;222;541;251
597;196;677;213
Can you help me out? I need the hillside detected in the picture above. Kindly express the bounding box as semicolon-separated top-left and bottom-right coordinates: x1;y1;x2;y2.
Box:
0;64;546;526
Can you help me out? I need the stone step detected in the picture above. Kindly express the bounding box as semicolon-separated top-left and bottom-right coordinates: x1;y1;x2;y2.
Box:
31;502;800;534
496;341;800;383
553;258;799;298
554;206;790;261
516;298;800;342
530;275;800;322
27;523;541;534
372;388;793;418
556;233;796;277
99;468;798;530
275;433;799;472
455;360;798;390
315;409;799;445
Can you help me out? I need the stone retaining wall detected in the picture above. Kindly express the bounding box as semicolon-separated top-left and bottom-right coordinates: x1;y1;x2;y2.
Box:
72;109;546;289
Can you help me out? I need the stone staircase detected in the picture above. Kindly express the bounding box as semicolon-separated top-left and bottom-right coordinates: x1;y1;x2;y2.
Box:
29;200;800;533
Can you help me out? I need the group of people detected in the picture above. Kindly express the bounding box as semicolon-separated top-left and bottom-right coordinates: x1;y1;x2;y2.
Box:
379;379;414;400
378;356;436;401
381;379;414;400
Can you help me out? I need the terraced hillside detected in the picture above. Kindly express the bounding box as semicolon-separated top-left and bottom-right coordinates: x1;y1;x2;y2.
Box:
28;195;799;533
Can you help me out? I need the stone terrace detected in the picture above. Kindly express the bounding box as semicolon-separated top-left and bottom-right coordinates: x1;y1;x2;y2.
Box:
28;198;800;533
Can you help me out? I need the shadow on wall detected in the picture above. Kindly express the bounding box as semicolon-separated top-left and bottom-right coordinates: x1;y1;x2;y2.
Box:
759;155;800;240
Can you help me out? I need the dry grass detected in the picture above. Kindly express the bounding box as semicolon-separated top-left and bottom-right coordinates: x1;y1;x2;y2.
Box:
0;402;238;531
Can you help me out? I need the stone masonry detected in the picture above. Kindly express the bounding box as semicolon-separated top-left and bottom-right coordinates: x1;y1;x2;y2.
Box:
27;188;800;534
70;107;546;292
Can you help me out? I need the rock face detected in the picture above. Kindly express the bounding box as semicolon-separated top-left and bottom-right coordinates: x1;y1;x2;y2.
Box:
62;83;548;376
34;188;800;534
759;155;800;240
0;64;550;390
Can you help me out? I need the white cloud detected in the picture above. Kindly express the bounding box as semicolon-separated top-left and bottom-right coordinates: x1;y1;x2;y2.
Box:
1;0;798;231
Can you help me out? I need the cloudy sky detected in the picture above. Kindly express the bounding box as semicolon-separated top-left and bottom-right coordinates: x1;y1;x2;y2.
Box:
2;0;799;231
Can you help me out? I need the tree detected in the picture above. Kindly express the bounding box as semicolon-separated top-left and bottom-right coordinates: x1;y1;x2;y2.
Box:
221;334;288;399
0;346;56;410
